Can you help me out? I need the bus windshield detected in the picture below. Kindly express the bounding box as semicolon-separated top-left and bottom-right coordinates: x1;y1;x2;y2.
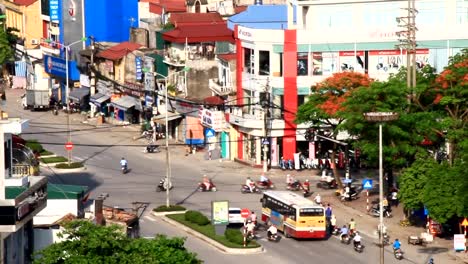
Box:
299;208;324;217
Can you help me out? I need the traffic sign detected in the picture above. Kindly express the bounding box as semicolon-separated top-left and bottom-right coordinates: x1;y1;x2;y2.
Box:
205;128;215;138
240;208;250;219
65;142;73;151
461;218;468;226
362;179;373;190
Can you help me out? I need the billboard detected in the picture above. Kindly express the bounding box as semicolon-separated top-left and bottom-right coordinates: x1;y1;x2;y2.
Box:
43;55;80;80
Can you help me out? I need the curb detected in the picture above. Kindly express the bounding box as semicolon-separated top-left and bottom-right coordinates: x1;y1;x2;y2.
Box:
152;210;187;216
40;163;86;173
153;212;264;255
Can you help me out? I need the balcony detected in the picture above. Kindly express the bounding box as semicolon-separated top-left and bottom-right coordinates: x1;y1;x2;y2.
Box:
39;38;60;55
209;78;234;96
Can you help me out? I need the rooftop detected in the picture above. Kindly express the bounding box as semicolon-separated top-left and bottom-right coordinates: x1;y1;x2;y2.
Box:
48;184;88;199
169;12;224;27
163;23;234;43
102;207;138;225
228;5;296;30
96;42;143;61
13;0;37;6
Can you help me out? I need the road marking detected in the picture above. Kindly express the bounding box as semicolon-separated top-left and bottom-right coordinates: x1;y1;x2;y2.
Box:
143;215;157;222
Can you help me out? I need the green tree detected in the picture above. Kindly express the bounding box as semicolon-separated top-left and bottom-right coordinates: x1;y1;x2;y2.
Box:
0;28;13;66
34;220;201;264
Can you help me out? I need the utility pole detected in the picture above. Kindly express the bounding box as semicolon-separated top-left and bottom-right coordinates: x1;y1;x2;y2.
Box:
396;0;417;101
261;79;270;173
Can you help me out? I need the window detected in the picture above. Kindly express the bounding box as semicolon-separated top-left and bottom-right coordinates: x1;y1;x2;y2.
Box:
297;53;308;76
312;52;323;75
313;5;353;28
456;0;468;24
299;208;324;217
298;95;305;107
41;0;50;16
259;50;270;75
363;3;399;26
279;53;283;76
244;48;254;74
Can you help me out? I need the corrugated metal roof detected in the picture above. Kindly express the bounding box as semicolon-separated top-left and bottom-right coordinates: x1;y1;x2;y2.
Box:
169;13;224;27
96;42;143;61
162;23;234;43
228;5;295;30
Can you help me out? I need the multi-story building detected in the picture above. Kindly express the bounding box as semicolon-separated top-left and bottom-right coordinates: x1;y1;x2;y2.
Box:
0;115;48;264
228;0;468;167
3;0;42;49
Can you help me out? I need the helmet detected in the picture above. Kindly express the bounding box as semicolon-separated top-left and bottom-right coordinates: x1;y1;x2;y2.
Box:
287;174;291;177
305;179;309;182
247;220;252;223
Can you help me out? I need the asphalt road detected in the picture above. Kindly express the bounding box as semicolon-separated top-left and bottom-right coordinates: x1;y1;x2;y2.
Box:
7;88;428;264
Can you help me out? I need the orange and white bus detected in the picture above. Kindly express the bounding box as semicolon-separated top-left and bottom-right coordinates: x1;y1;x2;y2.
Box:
260;191;326;239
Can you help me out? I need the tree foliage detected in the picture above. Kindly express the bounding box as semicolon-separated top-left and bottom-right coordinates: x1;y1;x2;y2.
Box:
34;220;201;264
0;28;13;66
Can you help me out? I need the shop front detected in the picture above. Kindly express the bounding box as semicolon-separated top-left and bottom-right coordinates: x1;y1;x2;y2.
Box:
43;55;81;104
68;86;90;112
89;93;111;116
111;95;143;124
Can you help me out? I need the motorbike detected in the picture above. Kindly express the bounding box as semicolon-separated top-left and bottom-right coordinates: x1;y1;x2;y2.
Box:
331;226;340;236
427;258;434;264
156;177;173;192
121;164;128;174
198;180;217;192
383;233;390;245
241;184;262;194
340;234;351;245
141;130;154;141
287;180;302;191
341;190;359;201
354;242;364;253
370;205;392;218
256;179;275;190
267;232;281;242
316;179;338;190
144;144;160;153
393;247;403;260
52;103;60;115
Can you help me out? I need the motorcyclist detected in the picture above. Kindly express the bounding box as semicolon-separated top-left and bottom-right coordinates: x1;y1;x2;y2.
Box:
245;220;256;238
286;174;293;185
250;211;257;225
303;179;310;193
349;218;356;233
353;231;362;247
340;225;349;240
260;173;269;185
314;193;322;205
120;157;128;170
246;177;255;193
202;175;211;190
267;224;278;239
393;238;401;251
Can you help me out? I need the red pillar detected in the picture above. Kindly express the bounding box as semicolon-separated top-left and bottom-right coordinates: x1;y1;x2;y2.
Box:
282;29;297;160
235;25;244;160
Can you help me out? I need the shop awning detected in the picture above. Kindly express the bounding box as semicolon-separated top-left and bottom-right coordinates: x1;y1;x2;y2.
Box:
90;93;111;105
152;112;183;124
112;95;142;111
69;87;90;102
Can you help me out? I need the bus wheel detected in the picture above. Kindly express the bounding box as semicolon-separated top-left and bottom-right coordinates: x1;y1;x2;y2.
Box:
284;228;291;238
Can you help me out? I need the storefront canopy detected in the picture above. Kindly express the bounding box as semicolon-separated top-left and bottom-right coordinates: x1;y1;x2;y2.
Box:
112;95;142;111
69;87;90;103
152;112;183;124
90;93;111;105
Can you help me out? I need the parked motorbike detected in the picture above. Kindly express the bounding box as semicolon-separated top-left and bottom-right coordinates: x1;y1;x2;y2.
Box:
198;180;217;192
370;205;392;218
316;180;338;190
341;188;359;201
256;179;275;190
156;177;173;192
427;258;434;264
332;226;340;236
144;144;160;153
241;184;262;194
354;242;364;253
141;130;153;141
287;159;294;170
393;247;403;260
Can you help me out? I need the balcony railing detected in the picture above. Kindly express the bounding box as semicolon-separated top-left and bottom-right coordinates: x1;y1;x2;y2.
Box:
12;164;34;177
209;78;234;96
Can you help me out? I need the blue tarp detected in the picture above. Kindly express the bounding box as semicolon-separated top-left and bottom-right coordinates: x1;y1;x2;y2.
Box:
227;5;296;30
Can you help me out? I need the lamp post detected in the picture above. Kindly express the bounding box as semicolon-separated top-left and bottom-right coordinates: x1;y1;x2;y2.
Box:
153;67;189;207
363;112;399;264
62;37;87;165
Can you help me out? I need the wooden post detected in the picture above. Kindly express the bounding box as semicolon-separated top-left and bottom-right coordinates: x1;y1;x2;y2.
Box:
366;190;369;211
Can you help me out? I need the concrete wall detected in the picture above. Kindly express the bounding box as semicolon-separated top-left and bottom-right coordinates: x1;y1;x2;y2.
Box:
33;228;64;252
34;199;78;225
186;65;218;99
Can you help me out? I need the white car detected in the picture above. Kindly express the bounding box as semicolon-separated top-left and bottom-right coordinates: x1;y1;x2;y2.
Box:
228;208;244;224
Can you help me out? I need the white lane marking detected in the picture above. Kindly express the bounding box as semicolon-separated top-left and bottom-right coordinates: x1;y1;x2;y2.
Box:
143;215;157;222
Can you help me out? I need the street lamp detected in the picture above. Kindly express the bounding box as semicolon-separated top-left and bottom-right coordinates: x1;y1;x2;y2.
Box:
47;37;87;165
363;112;399;264
152;67;189;207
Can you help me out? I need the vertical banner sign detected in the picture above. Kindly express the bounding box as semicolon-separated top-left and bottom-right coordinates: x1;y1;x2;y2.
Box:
135;57;142;80
49;0;60;23
211;200;229;225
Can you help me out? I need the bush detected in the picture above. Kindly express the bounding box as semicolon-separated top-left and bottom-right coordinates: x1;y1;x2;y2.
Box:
153;205;186;212
224;228;245;245
55;162;84;169
41;156;68;163
184;210;210;226
26;140;44;153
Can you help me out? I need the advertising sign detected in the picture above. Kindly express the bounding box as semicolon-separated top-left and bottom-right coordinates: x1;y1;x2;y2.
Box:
211;200;229;225
200;109;225;132
453;234;466;251
339;51;365;74
321;52;339;76
136;57;142;80
49;0;61;23
43;55;80;80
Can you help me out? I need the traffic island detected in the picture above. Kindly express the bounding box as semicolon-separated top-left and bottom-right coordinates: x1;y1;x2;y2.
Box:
158;212;263;254
152;205;187;216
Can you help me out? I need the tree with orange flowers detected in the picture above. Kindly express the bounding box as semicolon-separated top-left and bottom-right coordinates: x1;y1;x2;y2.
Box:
295;72;372;188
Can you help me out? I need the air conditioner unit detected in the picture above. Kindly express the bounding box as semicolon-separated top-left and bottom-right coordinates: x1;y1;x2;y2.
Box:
31;39;39;45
